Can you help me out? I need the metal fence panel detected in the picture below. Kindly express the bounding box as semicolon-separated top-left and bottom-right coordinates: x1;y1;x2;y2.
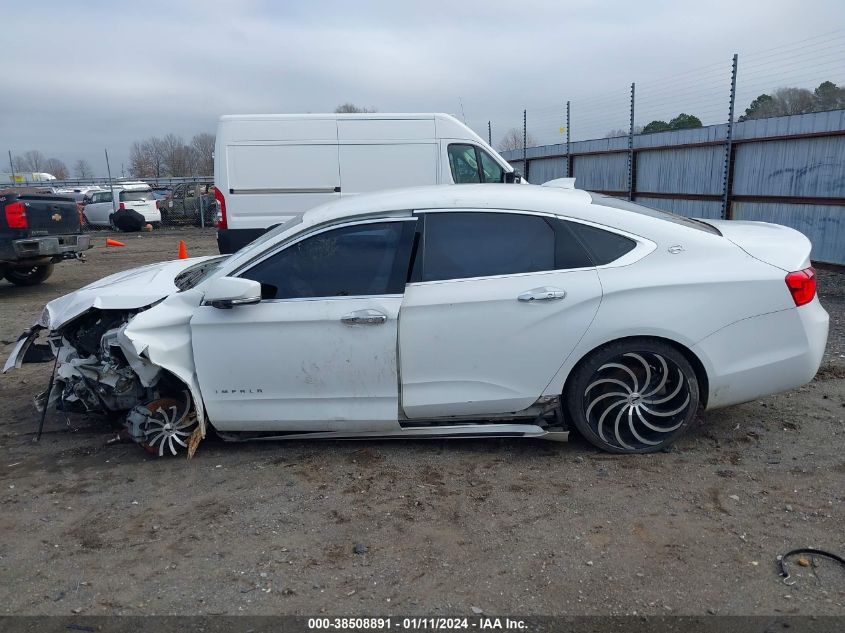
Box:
636;147;724;195
572;153;628;192
733;110;845;140
732;201;844;264
525;157;569;183
732;136;845;197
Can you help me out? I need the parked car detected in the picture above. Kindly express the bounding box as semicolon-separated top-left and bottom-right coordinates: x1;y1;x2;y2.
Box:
0;190;92;285
83;183;161;227
160;182;217;226
214;113;523;253
4;184;827;457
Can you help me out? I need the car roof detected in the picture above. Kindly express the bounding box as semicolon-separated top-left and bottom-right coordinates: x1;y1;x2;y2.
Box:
301;184;598;227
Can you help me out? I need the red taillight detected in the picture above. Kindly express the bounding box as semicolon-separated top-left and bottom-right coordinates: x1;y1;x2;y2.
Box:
214;186;227;229
155;200;160;209
119;202;125;210
5;201;28;229
785;267;816;307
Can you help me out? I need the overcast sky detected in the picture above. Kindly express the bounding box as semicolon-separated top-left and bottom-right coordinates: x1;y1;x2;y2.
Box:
2;0;843;177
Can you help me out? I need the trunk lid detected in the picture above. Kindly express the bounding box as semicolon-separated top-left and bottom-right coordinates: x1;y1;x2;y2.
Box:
704;219;812;271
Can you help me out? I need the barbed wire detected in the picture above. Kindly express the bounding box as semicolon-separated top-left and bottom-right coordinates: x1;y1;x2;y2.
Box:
486;30;844;149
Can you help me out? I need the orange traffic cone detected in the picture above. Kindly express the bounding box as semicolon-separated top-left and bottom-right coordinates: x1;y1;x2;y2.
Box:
178;240;188;259
106;238;125;247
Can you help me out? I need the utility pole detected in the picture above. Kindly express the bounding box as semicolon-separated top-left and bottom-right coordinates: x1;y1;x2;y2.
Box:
721;54;739;220
105;149;116;214
8;150;15;184
488;121;492;146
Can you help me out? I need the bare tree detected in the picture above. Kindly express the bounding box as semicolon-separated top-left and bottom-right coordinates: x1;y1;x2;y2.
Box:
334;103;377;113
14;150;47;172
129;141;154;178
497;128;537;152
190;133;215;175
73;159;94;179
161;134;193;176
129;137;168;178
43;158;69;179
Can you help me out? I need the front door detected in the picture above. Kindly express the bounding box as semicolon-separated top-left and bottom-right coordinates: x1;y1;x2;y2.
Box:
190;217;417;432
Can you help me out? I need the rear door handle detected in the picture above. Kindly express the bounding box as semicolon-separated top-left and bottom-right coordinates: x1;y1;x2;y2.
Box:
518;287;567;302
341;309;387;325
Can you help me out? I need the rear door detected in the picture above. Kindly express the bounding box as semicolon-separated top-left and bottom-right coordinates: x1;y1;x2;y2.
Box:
83;191;114;225
399;211;603;418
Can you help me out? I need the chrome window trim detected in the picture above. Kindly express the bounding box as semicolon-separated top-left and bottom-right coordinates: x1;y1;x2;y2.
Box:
261;294;404;304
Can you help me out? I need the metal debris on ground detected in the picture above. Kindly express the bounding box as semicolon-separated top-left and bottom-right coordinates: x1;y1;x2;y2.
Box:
777;548;845;585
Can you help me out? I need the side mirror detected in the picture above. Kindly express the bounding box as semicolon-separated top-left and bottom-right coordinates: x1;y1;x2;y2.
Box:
203;276;262;309
504;171;522;184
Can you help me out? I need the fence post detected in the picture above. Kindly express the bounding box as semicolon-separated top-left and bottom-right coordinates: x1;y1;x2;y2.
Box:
488;121;492;146
566;101;571;178
627;83;636;200
721;53;739;220
523;109;528;182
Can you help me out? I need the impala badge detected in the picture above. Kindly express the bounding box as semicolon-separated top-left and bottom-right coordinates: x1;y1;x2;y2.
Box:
51;213;62;222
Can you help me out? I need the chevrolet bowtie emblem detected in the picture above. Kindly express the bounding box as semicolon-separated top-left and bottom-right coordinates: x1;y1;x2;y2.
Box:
52;213;62;222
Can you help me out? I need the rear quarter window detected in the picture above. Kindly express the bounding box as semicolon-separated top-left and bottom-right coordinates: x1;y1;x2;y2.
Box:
568;222;636;265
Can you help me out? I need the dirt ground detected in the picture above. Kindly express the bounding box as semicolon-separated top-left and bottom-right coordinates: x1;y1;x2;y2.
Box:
0;228;843;617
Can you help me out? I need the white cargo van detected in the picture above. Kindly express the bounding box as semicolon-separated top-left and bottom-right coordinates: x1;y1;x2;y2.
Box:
213;113;520;253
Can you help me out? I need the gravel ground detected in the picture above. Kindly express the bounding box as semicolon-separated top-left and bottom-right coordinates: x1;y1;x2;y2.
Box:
0;229;843;617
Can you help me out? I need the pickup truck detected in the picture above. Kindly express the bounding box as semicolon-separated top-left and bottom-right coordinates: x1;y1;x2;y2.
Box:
1;191;92;285
160;182;217;226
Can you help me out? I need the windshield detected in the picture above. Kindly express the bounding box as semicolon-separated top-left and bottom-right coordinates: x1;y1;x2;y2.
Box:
588;193;721;235
120;189;154;202
174;256;229;291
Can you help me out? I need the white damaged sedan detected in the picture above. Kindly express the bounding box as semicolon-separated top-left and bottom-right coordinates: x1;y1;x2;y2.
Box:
4;184;829;456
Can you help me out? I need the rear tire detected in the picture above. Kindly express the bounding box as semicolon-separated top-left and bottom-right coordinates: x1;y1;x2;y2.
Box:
565;339;699;453
5;264;55;286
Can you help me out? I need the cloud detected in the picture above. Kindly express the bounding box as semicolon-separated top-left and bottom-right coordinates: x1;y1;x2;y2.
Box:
0;0;841;175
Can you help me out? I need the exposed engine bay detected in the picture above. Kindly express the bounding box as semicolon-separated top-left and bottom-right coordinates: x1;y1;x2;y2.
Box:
28;308;202;457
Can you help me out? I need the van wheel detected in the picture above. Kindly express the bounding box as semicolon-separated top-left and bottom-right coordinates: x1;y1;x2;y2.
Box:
5;264;55;286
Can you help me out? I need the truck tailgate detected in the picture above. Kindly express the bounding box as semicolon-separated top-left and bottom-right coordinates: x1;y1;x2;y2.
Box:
16;195;81;234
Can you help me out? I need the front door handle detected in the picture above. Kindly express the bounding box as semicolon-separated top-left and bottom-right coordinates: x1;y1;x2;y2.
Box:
518;287;567;302
341;309;387;326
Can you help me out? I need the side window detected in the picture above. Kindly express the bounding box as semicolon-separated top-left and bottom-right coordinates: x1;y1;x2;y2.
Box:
241;221;414;300
478;149;504;183
420;212;556;281
568;222;636;265
447;144;481;183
